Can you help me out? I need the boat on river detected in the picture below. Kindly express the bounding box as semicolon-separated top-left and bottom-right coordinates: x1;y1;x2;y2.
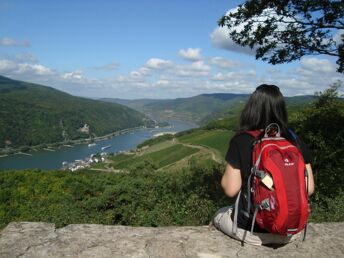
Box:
101;145;111;150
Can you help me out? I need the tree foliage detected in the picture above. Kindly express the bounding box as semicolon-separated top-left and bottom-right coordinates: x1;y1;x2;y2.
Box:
290;82;344;220
219;0;344;73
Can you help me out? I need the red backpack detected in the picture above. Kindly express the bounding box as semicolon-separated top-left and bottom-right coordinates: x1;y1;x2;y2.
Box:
232;123;309;238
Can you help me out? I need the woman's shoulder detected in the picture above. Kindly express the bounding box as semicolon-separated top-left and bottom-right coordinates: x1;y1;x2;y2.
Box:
229;131;256;144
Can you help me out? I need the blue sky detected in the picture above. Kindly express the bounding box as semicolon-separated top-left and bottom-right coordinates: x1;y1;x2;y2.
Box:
0;0;343;99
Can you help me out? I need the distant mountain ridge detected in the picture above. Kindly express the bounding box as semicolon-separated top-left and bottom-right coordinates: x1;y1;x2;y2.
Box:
101;93;315;125
0;75;153;149
199;93;248;100
101;94;248;124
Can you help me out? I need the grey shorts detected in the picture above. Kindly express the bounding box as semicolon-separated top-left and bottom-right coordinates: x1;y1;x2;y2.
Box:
213;206;302;246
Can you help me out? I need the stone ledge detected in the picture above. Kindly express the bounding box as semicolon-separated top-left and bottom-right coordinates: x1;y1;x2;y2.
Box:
0;222;343;258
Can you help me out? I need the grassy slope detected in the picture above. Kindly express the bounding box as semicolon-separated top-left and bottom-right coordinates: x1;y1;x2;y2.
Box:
0;76;151;148
178;130;233;158
103;129;232;174
110;144;199;169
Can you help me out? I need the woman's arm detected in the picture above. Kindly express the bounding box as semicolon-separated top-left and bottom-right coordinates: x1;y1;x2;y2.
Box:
305;163;315;196
221;163;242;198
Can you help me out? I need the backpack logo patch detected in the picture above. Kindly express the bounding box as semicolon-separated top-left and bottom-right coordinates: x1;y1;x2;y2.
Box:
284;158;294;166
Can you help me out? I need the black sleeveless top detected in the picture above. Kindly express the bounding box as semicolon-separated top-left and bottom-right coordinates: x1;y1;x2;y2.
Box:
225;132;312;232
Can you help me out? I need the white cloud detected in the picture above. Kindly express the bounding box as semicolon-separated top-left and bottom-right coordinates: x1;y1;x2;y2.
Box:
178;48;202;61
0;59;17;72
145;58;173;70
94;62;119;70
155;79;169;86
211;70;256;82
190;60;210;71
210;27;255;55
88;57;338;98
192;80;256;94
212;73;226;81
130;67;150;78
209;57;238;69
0;59;53;76
62;70;84;80
18;64;53;75
260;57;344;96
0;37;30;47
264;77;319;96
174;61;211;77
298;57;336;75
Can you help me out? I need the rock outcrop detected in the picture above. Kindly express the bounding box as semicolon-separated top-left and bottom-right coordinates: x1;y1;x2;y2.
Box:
0;222;343;257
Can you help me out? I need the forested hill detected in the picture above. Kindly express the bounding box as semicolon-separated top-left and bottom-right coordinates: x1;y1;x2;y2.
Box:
0;75;153;149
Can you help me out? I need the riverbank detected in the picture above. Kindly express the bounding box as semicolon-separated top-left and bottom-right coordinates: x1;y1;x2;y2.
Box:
0;125;155;158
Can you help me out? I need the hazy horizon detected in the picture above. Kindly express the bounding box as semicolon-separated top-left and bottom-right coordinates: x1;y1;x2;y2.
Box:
1;74;318;100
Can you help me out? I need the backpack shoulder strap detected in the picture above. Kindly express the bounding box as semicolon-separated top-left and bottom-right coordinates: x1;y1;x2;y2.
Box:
288;128;298;141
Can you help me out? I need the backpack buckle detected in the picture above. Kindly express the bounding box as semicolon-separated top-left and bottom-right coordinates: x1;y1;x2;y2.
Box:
255;170;266;179
259;199;270;211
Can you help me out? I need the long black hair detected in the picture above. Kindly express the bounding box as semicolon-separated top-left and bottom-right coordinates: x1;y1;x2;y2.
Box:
239;84;296;144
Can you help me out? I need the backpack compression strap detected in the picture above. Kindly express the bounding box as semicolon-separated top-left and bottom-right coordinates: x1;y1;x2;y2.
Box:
244;130;262;216
232;191;241;234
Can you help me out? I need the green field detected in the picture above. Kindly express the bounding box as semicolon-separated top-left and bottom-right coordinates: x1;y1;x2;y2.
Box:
90;162;108;169
108;153;135;164
178;129;234;158
111;144;199;169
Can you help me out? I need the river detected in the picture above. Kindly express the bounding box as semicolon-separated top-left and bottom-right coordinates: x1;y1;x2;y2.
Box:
0;120;197;170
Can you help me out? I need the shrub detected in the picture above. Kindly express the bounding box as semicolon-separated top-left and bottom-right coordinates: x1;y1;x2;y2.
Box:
290;82;344;221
